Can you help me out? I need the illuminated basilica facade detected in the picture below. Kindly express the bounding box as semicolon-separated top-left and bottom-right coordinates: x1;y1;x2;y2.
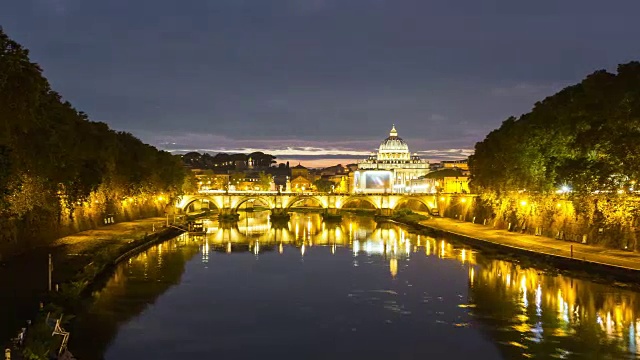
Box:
356;125;430;192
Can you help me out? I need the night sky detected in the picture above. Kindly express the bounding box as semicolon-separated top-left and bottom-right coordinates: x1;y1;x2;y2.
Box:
3;1;640;166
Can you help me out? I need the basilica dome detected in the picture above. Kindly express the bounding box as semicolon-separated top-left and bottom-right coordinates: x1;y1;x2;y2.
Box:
378;125;409;154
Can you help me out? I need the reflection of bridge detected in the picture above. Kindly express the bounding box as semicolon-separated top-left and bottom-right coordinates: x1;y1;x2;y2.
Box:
176;191;442;216
187;213;433;259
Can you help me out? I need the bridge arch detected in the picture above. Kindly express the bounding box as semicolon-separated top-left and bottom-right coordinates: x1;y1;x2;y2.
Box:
177;195;223;212
393;196;436;214
338;195;379;210
285;195;328;209
233;196;275;211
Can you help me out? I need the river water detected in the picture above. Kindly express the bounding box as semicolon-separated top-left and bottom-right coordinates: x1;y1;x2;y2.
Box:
70;212;640;359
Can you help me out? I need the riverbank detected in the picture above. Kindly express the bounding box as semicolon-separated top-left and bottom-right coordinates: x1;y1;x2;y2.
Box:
3;217;185;359
402;216;640;283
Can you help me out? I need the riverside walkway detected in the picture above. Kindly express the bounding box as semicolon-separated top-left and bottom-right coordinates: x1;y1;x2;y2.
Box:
52;217;168;254
419;217;640;272
1;216;178;358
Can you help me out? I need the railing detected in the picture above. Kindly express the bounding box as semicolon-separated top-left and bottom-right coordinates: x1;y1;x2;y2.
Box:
193;190;472;196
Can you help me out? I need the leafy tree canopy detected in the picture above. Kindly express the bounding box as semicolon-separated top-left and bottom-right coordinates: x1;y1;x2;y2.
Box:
469;62;640;195
0;27;186;219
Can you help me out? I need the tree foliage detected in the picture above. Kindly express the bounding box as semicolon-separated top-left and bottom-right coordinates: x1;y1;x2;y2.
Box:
314;179;333;192
181;151;276;170
0;28;185;230
469;62;640;195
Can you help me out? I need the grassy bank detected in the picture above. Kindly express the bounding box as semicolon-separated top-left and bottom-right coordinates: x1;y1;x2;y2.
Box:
13;222;184;359
375;209;430;226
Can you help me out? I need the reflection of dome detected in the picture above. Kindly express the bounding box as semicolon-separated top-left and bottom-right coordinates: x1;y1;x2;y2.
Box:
378;125;409;154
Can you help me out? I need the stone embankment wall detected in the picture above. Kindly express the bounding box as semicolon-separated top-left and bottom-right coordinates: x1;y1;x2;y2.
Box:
435;193;640;251
0;200;166;259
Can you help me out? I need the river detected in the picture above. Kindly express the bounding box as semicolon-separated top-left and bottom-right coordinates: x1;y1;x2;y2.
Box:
68;212;640;359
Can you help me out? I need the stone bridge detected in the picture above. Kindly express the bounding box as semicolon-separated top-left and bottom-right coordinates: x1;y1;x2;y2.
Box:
175;191;444;216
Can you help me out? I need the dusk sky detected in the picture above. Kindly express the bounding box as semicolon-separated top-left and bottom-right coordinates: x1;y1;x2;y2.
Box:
3;0;640;167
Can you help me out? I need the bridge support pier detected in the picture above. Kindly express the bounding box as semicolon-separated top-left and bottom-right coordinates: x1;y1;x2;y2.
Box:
378;208;394;216
219;208;237;216
326;207;339;215
271;208;288;216
270;208;291;222
178;193;458;219
218;207;240;221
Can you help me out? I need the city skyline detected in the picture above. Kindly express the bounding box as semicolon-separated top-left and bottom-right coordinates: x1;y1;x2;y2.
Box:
168;124;473;168
2;1;640;167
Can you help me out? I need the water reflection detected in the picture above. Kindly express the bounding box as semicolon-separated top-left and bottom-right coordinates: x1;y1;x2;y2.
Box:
470;258;640;359
73;212;640;359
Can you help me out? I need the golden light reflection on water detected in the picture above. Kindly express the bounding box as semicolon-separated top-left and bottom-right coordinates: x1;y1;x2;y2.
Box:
389;258;398;278
471;255;640;357
110;212;640;358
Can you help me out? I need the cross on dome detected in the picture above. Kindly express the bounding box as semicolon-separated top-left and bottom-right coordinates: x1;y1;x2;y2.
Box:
390;124;397;137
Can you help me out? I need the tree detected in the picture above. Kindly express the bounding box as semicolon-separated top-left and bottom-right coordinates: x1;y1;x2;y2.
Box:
470;61;640;195
0;27;188;246
257;172;273;191
314;179;333;192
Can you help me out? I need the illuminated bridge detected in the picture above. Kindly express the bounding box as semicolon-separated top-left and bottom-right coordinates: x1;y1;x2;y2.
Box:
175;191;461;216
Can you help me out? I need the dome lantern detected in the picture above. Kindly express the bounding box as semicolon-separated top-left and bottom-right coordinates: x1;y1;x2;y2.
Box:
378;124;409;155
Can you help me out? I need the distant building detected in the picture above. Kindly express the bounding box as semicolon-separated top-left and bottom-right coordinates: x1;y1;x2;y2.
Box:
422;168;469;194
327;174;350;193
191;169;229;191
291;176;312;192
441;159;469;170
430;159;470;175
265;162;290;190
355;125;430;193
319;164;347;176
291;163;309;179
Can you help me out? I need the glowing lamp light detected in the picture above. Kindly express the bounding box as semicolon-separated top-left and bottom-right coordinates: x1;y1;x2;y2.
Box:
460;197;467;203
440;197;445;201
557;185;572;194
520;200;527;207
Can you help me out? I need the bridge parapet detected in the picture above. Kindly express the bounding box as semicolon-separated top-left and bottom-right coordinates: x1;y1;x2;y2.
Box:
177;192;476;216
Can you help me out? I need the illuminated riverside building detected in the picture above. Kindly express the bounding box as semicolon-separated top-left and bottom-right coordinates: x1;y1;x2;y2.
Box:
355;125;430;193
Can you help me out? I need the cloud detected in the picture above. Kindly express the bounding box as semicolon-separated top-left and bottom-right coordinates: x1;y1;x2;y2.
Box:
166;146;372;157
5;0;637;170
142;131;473;169
417;148;475;161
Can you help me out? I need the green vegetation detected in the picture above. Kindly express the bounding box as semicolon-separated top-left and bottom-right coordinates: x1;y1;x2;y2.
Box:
257;171;273;190
0;28;186;253
390;209;429;224
182;151;276;170
20;227;181;359
314;179;333;192
218;213;241;221
470;62;640;194
468;62;640;249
